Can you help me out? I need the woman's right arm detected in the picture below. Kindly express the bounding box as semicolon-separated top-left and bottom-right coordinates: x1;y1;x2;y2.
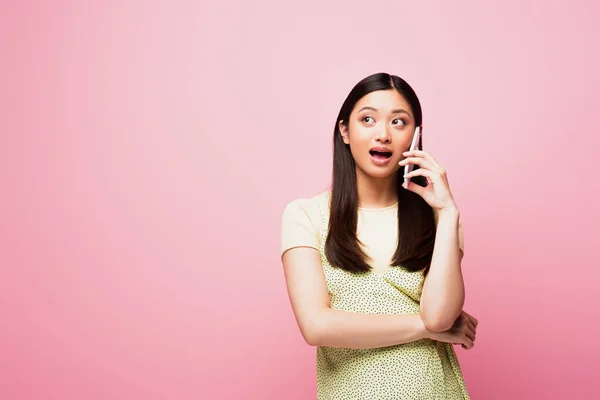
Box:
282;246;430;349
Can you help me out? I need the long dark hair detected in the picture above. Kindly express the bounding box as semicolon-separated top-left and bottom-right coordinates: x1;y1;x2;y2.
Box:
324;72;436;275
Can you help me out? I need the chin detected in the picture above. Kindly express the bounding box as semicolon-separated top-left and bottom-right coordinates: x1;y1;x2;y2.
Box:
364;166;398;180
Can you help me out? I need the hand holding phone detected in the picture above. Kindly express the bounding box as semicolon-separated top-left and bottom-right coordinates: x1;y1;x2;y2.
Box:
402;126;421;189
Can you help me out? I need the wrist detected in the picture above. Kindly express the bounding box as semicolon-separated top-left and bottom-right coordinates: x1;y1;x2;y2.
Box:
437;205;460;219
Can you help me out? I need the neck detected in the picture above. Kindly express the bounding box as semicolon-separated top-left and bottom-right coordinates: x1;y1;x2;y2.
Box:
355;169;398;209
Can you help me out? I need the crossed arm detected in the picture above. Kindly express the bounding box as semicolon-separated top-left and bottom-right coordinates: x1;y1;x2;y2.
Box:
281;204;472;349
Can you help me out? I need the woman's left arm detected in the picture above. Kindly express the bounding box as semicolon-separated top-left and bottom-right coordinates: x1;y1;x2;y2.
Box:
420;207;465;332
399;149;466;332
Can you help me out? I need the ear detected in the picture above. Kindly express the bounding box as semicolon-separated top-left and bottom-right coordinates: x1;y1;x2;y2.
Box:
339;120;350;144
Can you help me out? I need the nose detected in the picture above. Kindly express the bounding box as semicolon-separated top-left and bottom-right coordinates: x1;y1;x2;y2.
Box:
375;126;391;143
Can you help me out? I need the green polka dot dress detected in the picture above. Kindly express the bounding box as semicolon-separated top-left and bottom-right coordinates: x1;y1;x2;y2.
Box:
313;194;470;399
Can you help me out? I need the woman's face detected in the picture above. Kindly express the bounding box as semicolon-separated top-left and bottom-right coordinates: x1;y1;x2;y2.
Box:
339;89;417;180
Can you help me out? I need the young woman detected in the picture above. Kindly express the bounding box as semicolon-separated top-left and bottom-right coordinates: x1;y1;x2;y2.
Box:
280;72;478;399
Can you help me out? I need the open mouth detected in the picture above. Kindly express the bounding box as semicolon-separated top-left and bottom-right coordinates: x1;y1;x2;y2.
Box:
369;150;392;160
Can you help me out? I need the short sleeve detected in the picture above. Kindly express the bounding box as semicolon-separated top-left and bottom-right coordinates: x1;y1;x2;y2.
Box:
280;200;320;258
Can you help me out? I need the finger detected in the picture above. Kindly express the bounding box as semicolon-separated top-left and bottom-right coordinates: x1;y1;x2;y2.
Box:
462;336;474;350
403;150;443;169
405;151;448;180
464;311;478;328
459;315;476;339
398;157;439;173
404;169;437;191
465;319;476;335
404;174;435;195
461;310;477;328
469;321;477;335
404;167;437;183
404;180;427;196
464;326;475;341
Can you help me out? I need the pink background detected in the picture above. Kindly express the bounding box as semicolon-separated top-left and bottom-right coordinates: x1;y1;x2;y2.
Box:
2;1;599;399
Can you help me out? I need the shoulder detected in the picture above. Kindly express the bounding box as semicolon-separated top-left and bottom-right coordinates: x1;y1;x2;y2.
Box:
280;190;330;257
282;190;330;224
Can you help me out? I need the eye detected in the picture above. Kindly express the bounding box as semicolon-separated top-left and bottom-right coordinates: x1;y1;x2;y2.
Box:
392;118;406;127
362;116;375;124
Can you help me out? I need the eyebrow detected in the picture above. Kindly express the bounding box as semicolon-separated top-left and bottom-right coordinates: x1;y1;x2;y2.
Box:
357;106;410;116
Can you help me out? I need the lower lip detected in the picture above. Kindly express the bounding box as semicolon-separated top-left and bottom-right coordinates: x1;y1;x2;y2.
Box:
370;154;393;165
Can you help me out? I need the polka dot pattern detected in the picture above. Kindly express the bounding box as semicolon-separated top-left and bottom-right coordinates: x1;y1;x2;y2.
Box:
314;192;470;399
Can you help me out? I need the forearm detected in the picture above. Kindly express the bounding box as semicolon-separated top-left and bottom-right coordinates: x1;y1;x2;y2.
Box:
309;309;429;349
420;208;465;332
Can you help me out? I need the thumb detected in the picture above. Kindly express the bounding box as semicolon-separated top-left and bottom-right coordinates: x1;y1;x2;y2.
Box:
406;181;425;197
